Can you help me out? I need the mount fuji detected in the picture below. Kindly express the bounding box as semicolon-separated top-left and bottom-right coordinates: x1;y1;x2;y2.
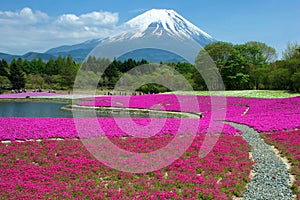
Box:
91;9;215;63
115;9;214;47
0;9;215;63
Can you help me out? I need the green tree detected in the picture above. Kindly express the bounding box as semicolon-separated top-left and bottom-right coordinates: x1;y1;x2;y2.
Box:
59;55;78;89
0;76;10;92
246;41;277;62
197;41;272;90
120;58;137;73
251;67;270;89
9;61;25;89
102;59;122;88
0;59;9;77
204;41;233;70
16;58;23;70
222;44;266;90
175;62;194;79
194;48;224;91
282;42;300;60
45;57;58;75
291;72;300;92
268;68;290;89
22;60;32;74
26;74;45;89
270;57;300;91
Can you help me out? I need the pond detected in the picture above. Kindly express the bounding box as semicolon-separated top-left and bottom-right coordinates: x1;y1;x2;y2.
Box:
0;101;184;118
0;102;73;118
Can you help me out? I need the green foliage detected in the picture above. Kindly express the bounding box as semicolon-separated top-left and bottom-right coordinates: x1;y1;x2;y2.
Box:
193;41;297;91
251;67;270;89
223;44;266;90
291;72;300;92
246;41;277;62
204;41;233;68
0;55;80;90
268;55;300;91
59;55;79;89
22;58;45;74
138;83;169;94
44;57;58;75
26;74;46;89
0;59;10;93
268;68;290;89
194;48;224;91
282;41;300;60
1;40;299;92
99;58;149;89
0;59;9;77
9;60;26;90
0;76;10;90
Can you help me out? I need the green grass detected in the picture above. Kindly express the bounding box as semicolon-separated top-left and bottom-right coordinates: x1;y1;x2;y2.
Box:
3;89;299;99
168;90;300;98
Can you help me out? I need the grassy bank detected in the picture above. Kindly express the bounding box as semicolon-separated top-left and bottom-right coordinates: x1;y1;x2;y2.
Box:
0;98;71;104
168;90;300;98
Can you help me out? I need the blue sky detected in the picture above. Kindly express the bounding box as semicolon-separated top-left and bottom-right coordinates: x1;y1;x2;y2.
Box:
1;0;299;58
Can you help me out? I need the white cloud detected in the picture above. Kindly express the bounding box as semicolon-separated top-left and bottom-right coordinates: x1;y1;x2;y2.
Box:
55;11;118;27
80;11;119;26
56;14;80;26
0;7;49;25
0;7;120;54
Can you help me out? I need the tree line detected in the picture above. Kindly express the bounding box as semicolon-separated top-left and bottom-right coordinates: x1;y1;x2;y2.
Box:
0;55;79;92
0;41;299;93
194;41;300;91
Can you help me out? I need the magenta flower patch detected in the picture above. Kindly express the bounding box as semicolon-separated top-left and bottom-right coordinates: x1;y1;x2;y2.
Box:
0;117;239;140
80;95;300;132
0;135;253;199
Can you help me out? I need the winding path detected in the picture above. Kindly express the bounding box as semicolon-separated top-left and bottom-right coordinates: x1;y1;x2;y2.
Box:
224;122;295;200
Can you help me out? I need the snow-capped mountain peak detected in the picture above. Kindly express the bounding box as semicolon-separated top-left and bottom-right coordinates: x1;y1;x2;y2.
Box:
122;9;213;40
94;8;216;63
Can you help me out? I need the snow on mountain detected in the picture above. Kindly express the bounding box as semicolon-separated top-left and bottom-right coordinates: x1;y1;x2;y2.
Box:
92;9;215;63
107;9;214;45
125;9;213;40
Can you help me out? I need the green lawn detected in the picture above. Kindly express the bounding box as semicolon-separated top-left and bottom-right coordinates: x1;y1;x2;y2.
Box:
168;90;300;98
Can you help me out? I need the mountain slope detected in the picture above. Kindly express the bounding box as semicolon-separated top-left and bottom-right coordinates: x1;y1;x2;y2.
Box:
118;48;188;63
0;52;54;62
0;53;20;62
91;9;215;63
22;52;55;61
45;39;102;54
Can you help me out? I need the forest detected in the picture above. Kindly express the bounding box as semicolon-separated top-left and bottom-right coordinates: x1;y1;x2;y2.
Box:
0;41;299;94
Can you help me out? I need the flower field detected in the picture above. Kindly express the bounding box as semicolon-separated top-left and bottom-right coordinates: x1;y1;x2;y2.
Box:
0;135;253;199
0;93;300;199
79;94;300;132
0;117;240;141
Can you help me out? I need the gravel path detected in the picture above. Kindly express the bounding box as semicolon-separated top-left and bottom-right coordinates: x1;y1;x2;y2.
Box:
225;122;295;200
